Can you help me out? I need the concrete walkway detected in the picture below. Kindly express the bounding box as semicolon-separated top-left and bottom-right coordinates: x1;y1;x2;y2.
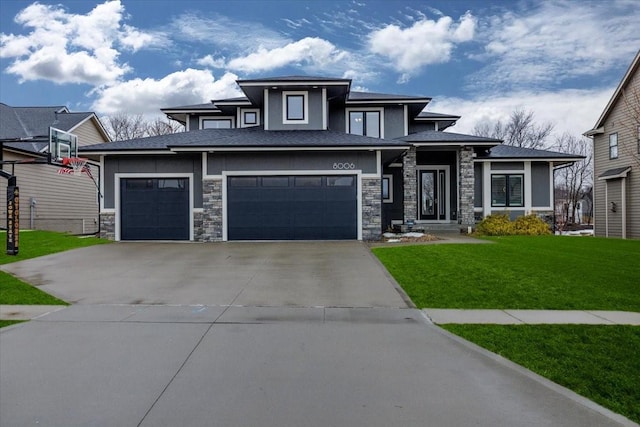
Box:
4;305;640;325
423;309;640;325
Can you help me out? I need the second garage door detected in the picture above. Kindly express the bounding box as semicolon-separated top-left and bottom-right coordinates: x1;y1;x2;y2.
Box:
227;175;357;240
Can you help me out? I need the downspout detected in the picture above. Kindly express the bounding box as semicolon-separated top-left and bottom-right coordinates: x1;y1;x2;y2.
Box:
622;176;627;239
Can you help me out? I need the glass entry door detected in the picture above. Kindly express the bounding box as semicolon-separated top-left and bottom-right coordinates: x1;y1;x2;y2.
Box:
419;169;447;221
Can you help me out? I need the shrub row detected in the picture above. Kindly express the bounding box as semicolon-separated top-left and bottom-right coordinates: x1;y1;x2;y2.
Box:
475;213;551;236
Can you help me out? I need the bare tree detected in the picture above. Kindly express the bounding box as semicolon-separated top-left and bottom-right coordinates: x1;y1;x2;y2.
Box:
146;118;183;136
102;114;184;141
620;82;640;167
553;133;593;226
473;109;554;149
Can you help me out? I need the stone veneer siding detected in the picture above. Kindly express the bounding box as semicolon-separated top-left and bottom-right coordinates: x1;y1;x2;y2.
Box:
361;177;382;240
99;212;115;240
202;179;223;242
459;147;475;226
193;210;204;242
403;146;417;222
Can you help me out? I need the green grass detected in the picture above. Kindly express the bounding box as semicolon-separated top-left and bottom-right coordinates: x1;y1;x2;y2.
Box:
442;324;640;424
0;230;109;305
373;236;640;311
0;320;25;328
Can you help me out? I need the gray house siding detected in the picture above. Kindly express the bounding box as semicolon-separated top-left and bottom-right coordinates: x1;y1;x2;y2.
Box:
103;154;202;209
328;106;346;133
531;162;550;207
267;90;324;130
383;106;405;139
408;122;436;134
491;162;524;170
207;151;377;175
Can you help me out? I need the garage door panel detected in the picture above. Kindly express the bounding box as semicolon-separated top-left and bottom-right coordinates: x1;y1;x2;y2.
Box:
228;175;357;240
121;178;189;241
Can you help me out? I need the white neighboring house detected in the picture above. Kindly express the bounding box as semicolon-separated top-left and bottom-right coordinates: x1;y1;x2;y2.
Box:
0;103;110;234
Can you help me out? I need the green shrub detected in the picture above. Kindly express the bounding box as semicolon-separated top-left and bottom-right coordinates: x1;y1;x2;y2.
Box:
476;214;515;235
514;214;552;235
476;213;551;236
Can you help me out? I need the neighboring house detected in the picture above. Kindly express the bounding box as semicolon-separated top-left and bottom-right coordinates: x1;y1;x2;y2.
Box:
0;103;110;234
585;51;640;239
81;76;581;241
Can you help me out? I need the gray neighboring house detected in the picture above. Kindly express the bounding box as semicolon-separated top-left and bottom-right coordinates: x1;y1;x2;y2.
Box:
81;76;581;241
0;103;110;234
585;50;640;239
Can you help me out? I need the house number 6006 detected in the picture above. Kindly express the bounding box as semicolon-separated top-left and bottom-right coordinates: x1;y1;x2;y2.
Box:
333;162;355;170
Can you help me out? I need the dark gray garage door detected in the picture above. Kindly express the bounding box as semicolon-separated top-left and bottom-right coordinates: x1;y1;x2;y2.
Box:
120;178;189;240
227;175;357;240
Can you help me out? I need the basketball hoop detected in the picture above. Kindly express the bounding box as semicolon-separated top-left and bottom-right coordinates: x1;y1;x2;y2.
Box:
57;157;88;176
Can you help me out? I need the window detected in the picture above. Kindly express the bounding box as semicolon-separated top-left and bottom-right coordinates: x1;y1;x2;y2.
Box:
295;176;321;187
327;176;354;187
228;177;257;187
282;91;308;124
609;133;618;159
244;111;257;125
382;174;393;203
261;177;289;187
201;118;232;129
491;174;523;207
348;111;380;138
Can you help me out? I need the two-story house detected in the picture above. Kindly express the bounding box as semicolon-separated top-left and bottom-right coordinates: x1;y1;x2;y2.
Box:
585;50;639;239
81;76;581;241
0;103;110;234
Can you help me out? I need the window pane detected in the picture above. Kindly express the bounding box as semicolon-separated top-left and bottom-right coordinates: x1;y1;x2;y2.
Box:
491;175;507;206
202;119;232;129
262;177;289;187
365;111;380;138
158;179;185;189
287;95;304;120
508;175;523;206
609;133;618;158
229;177;257;187
349;112;364;135
295;176;322;187
382;178;390;199
244;112;257;125
327;176;354;187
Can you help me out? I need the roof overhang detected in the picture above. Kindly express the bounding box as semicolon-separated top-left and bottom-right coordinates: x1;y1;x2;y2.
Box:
168;145;411;152
583;127;604;137
598;166;632;180
413;141;498;147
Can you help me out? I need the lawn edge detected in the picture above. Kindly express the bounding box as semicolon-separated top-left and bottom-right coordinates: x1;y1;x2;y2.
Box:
429;322;639;427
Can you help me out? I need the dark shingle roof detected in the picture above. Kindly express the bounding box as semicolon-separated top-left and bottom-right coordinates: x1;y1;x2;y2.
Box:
1;103;95;154
81;127;410;152
348;91;430;102
397;130;501;144
416;112;460;119
598;166;631;179
479;144;585;159
238;75;350;83
160;102;216;111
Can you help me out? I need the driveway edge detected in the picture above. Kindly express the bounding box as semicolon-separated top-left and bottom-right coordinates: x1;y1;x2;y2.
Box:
364;243;416;309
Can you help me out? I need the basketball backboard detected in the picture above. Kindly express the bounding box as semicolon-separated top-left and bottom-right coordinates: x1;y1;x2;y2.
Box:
48;127;78;165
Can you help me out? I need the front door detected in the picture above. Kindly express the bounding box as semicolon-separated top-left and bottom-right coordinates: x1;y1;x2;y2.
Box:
419;169;447;221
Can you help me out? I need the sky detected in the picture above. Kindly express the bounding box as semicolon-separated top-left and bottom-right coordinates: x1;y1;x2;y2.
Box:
1;0;639;141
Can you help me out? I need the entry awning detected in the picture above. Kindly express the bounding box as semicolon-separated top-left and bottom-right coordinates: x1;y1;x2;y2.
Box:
598;166;631;180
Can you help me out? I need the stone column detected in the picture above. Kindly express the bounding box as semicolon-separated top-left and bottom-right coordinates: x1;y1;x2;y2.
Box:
361;177;381;240
403;146;417;223
99;213;115;240
459;147;475;226
202;179;223;242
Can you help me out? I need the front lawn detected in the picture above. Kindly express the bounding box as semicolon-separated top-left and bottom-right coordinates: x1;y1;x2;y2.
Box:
443;324;640;424
0;230;109;306
372;236;640;311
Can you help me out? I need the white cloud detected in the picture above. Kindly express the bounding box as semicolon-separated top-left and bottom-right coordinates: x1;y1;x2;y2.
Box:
91;69;241;115
473;1;640;90
196;54;226;68
0;0;166;85
226;37;348;73
368;12;476;76
432;88;614;142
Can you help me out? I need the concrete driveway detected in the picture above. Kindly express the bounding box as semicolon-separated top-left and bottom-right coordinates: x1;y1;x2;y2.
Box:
2;241;409;307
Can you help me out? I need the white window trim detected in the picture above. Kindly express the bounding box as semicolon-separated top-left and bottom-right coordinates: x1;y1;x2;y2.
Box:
609;132;618;159
199;116;235;129
345;107;384;138
240;108;260;128
282;91;308;124
382;174;393;203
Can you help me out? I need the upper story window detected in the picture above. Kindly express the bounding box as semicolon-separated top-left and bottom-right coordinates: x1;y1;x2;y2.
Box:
491;174;523;207
201;117;233;129
609;133;618;159
347;110;381;138
283;91;308;124
240;109;260;128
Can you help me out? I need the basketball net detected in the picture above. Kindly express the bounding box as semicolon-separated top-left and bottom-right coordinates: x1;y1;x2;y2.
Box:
57;157;89;176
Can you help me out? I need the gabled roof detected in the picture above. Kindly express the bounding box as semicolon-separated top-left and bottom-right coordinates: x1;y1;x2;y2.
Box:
80;127;410;154
597;166;631;180
397;130;501;146
584;50;640;136
477;144;585;162
1;103;108;155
